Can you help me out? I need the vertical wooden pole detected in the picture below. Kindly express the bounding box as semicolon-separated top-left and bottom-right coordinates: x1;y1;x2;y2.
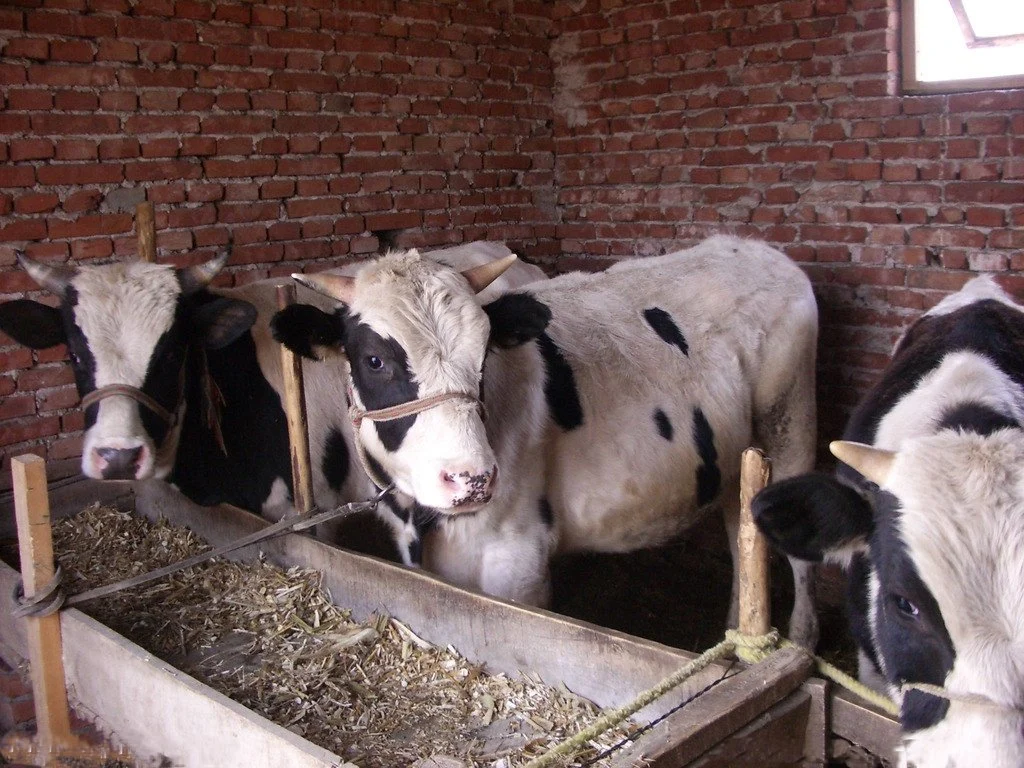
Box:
738;447;772;637
136;201;156;263
276;284;314;515
12;454;73;761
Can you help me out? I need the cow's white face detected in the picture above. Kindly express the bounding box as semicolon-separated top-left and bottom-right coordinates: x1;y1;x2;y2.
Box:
342;252;498;511
71;263;184;480
879;430;1024;767
0;252;248;483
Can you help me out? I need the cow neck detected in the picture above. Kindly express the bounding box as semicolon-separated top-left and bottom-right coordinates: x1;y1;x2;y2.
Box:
345;379;484;492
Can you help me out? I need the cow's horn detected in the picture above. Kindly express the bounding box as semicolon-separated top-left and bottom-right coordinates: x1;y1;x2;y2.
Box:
179;250;230;295
461;254;518;294
16;251;77;297
291;272;357;304
830;440;895;485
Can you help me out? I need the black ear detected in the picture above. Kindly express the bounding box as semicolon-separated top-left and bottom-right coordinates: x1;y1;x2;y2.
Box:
483;292;551;349
193;297;258;350
752;472;874;562
271;304;345;360
0;299;67;349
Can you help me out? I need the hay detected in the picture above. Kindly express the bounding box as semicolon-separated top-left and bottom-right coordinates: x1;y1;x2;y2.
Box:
54;505;639;767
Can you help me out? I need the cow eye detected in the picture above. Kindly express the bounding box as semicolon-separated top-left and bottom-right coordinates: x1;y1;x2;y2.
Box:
892;594;919;618
366;355;384;371
68;351;80;366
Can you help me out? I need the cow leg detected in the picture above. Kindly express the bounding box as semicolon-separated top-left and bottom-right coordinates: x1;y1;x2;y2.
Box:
786;556;818;649
261;477;294;522
722;488;743;632
479;526;552;607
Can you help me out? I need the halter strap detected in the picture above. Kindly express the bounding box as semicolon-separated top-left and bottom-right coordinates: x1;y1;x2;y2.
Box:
349;390;484;427
81;384;178;426
901;681;1023;714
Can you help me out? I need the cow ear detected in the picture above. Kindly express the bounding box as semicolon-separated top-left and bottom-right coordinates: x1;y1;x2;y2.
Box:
271;304;345;361
0;299;67;349
752;472;874;563
193;297;258;350
483;292;551;349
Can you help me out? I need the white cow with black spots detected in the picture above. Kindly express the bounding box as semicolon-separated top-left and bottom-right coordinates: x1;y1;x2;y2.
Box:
272;234;822;646
753;275;1024;767
0;242;544;565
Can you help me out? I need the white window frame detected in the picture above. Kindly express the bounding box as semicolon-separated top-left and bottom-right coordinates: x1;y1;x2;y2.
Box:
901;0;1024;94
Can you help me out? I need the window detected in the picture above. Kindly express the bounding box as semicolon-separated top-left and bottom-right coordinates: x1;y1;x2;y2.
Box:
902;0;1024;93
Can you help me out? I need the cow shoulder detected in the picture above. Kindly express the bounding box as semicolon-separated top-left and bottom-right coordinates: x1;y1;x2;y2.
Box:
271;303;346;360
482;291;551;349
752;472;873;562
0;299;66;349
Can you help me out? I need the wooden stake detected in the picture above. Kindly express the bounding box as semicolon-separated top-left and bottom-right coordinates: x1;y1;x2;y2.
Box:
2;454;131;766
136;201;156;263
276;284;314;515
738;447;772;637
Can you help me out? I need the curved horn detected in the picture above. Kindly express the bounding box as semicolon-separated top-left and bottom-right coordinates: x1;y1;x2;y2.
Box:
178;250;231;295
16;251;77;297
830;440;896;486
291;272;356;304
461;254;518;294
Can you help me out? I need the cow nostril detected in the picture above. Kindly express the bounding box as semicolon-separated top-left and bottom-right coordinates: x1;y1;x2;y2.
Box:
96;447;143;479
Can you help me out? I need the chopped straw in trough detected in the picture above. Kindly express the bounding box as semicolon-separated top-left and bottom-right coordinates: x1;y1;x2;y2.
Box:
54;504;640;767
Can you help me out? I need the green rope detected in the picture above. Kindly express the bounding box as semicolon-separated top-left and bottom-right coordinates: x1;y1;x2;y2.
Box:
780;638;900;717
522;627;899;768
521;637;737;768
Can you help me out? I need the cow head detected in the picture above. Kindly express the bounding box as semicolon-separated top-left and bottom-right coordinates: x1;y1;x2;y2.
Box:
0;252;256;481
754;433;1024;768
272;250;548;512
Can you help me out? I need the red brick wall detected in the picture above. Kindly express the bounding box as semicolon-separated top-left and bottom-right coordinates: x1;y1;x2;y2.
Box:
0;1;557;479
551;0;1024;444
2;0;1023;474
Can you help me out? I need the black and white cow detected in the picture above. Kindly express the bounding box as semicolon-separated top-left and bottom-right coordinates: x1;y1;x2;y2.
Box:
0;242;544;562
752;275;1024;767
272;235;821;646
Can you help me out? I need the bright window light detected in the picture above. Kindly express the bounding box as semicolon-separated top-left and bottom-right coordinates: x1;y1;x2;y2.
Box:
902;0;1024;93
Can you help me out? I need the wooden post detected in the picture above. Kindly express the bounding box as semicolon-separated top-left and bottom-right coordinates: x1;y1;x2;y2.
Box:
136;201;156;263
276;284;314;515
738;447;772;637
12;455;72;758
1;456;131;766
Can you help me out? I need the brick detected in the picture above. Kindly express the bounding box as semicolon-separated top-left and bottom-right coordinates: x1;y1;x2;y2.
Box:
70;238;114;260
0;219;46;241
14;192;59;214
0;416;60;446
4;37;49;60
48;213;133;239
9;138;54;162
63;189;103;213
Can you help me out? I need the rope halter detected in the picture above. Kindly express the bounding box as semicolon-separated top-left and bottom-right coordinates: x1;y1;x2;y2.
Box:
901;681;1024;715
81;384;179;427
346;382;486;492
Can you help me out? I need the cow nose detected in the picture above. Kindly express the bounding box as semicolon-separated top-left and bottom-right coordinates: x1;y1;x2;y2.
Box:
96;447;144;480
440;464;498;506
